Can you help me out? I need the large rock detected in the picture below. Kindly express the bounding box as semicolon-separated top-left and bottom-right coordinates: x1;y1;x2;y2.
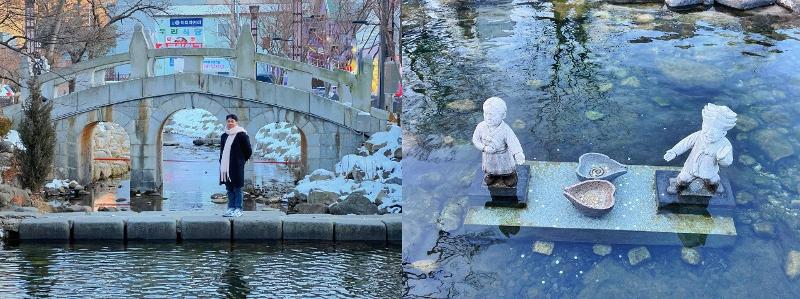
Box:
681;247;701;265
715;0;775;9
593;244;612;256
307;190;340;206
0;141;14;153
532;241;555;256
294;203;329;214
308;169;336;182
329;193;379;215
752;129;794;162
777;0;799;12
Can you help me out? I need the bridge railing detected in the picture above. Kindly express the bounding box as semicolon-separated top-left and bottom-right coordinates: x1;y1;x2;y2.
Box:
24;25;375;113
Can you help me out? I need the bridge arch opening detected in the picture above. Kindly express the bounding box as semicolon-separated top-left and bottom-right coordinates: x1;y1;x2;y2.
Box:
157;108;225;210
252;122;307;185
79;121;132;183
78;121;132;211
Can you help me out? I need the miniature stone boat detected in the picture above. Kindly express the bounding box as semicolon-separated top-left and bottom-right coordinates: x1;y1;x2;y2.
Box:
576;153;628;181
563;179;616;217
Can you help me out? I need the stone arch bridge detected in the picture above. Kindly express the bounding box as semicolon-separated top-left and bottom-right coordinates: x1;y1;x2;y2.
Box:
2;26;388;193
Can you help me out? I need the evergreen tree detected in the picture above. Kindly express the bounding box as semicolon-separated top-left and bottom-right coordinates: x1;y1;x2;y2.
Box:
16;77;55;191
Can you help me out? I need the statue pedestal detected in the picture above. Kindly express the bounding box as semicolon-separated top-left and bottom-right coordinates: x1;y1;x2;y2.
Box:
467;164;529;208
655;170;735;216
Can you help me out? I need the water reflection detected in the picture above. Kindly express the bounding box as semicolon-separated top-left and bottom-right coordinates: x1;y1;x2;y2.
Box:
403;0;800;297
0;242;401;298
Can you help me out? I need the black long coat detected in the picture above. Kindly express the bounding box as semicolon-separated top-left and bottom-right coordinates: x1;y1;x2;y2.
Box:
219;132;253;188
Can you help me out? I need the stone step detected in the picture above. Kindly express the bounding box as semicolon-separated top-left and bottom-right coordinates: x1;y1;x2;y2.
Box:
12;211;399;243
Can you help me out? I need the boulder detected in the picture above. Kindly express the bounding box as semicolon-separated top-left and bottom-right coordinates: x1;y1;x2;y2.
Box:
715;0;775;10
307;190;340;206
329;193;379;215
777;0;799;12
0;141;14;153
736;115;759;132
753;222;776;238
308;169;336;182
294;203;329;214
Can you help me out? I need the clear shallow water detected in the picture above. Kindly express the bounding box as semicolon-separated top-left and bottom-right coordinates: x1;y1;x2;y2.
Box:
0;242;401;298
402;0;800;297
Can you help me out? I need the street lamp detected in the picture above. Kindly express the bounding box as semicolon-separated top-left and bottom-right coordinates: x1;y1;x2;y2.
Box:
352;20;386;110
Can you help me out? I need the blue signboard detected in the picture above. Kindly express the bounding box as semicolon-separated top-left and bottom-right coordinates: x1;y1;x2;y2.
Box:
170;18;203;27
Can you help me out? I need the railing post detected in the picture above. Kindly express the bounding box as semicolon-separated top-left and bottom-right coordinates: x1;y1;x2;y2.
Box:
183;56;203;74
351;54;373;112
235;28;256;80
129;24;151;79
287;70;312;92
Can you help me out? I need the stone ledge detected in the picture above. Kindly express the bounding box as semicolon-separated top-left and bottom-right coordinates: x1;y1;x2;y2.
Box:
72;216;125;240
127;217;177;240
181;216;231;240
282;215;334;241
232;216;282;240
335;218;386;242
18;218;71;240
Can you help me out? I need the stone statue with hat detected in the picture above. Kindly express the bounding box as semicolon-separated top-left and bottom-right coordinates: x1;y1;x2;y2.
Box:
663;103;737;195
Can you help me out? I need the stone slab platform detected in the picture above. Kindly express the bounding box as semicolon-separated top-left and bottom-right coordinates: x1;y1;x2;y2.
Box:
10;211;400;243
464;161;737;247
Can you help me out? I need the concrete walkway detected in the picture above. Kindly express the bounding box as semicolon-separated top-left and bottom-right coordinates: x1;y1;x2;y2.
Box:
4;210;400;243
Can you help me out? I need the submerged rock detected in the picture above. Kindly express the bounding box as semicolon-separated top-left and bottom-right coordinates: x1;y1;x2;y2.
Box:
620;76;640;87
736;191;755;205
628;246;651;266
585;111;605;121
736;115;759;132
786;250;800;280
634;14;655;24
752;129;795;162
738;154;757;166
681;247;701;265
532;241;554;256
446;99;477;112
753;222;776;238
593;244;612;256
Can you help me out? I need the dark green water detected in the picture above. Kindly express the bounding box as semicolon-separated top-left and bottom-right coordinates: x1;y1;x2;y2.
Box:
0;242;401;298
402;0;800;297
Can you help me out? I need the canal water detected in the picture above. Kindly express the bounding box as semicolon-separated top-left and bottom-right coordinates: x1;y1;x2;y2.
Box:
0;242;401;298
402;0;800;297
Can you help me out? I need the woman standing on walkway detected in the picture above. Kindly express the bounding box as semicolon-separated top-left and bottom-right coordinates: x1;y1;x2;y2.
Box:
219;114;252;217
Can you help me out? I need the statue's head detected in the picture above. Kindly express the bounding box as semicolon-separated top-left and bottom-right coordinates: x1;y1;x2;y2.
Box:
483;97;507;127
701;103;737;143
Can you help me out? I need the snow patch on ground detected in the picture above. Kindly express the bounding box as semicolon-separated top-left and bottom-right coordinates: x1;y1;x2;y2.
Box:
45;179;69;189
289;124;402;213
1;130;25;150
163;109;223;138
254;123;301;162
